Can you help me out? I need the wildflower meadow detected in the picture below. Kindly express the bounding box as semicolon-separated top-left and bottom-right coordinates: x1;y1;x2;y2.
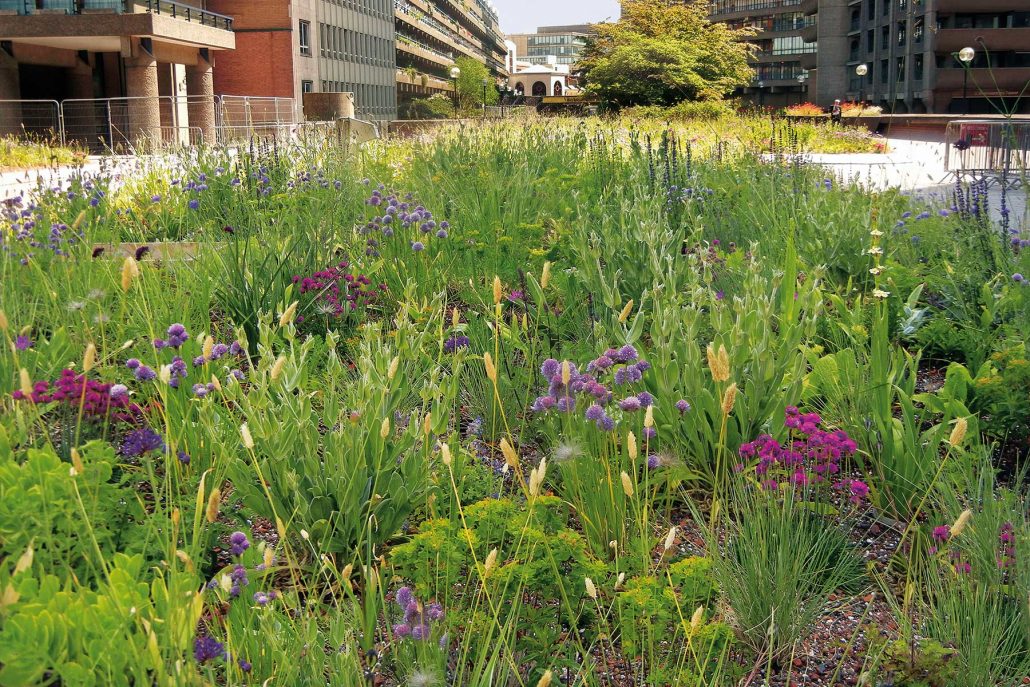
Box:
0;117;1028;686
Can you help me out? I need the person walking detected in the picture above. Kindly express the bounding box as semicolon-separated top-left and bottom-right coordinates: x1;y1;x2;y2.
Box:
830;99;843;124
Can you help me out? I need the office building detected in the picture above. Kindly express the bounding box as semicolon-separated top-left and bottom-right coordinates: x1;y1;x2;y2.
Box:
708;0;816;108
506;24;593;67
800;0;1030;113
394;0;508;112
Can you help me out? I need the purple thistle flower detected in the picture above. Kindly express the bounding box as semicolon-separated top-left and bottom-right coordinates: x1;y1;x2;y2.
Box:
14;335;33;351
932;525;951;542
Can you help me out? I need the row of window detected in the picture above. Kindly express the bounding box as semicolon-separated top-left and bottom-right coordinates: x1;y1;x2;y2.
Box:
527;34;588;47
754;61;806;80
710;0;801;15
318;21;393;67
324;0;393;22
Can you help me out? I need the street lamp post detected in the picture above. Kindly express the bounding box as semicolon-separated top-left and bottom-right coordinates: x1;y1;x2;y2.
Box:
449;65;461;117
482;77;488;118
757;80;765;110
797;73;807;105
855;63;868;108
957;46;974;114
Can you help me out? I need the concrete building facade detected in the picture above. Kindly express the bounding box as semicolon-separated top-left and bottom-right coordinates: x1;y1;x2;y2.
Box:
800;0;1030;113
0;1;234;145
709;0;817;108
205;0;396;120
394;0;508;115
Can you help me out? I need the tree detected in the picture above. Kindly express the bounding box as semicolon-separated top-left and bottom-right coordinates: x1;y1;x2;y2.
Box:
579;0;755;108
453;57;500;112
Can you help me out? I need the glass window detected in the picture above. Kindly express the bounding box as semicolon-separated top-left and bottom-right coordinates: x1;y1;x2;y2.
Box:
299;20;311;56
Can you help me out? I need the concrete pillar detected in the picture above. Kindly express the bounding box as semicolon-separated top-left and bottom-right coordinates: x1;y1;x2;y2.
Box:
68;60;94;100
124;52;161;149
0;49;22;137
185;53;216;145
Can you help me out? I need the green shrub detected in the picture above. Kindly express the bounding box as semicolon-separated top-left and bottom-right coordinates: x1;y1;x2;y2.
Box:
403;94;455;120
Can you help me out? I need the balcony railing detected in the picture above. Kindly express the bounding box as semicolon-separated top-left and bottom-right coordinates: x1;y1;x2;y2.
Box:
0;0;233;30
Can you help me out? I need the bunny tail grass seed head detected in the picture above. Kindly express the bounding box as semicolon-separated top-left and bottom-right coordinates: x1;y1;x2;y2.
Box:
484;352;497;382
620;471;634;498
618;300;634;323
721;382;738;415
541;261;552;289
83;343;96;372
950;509;972;538
270;355;287;381
205;487;221;523
241;423;254;449
279;301;298;327
493;275;502;305
948;416;968;447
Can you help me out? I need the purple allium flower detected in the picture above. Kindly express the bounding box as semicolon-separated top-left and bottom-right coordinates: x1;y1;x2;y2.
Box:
643;427;657;439
188;199;200;210
151;194;161;203
636;391;655;407
252;591;271;606
1013;273;1025;283
541;359;560;378
14;335;33;351
135;365;157;382
192;383;209;398
193;636;225;663
443;335;470;353
675;399;691;414
110;384;129;400
121;427;166;457
647;454;660;469
229;531;250;556
411;241;425;252
393;623;411;637
126;358;141;370
618;396;642;412
585;404;605;422
177;450;191;465
411;624;430;641
396;587;414;609
238;659;252;672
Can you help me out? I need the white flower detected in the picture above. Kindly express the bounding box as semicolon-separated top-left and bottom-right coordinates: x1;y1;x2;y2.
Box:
872;288;891;299
867;246;883;256
869;266;884;275
869;229;884;237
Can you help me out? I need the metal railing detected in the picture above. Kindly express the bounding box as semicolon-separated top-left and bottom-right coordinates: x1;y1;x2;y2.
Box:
140;0;233;31
0;96;300;152
0;0;232;29
944;119;1030;189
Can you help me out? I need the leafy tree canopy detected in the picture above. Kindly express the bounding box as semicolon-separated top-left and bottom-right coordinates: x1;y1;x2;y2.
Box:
454;57;500;110
579;0;756;108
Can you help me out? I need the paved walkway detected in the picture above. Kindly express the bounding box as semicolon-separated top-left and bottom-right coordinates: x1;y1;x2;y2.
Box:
805;137;1027;226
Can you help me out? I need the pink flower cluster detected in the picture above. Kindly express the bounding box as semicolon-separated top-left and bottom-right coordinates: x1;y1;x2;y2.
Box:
291;261;384;321
738;406;867;503
12;369;143;423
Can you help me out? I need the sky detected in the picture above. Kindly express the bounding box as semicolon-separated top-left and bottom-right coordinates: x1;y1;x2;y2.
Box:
493;0;621;34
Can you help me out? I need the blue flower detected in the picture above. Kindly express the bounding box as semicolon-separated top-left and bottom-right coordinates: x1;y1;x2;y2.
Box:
193;636;225;663
188;199;200;210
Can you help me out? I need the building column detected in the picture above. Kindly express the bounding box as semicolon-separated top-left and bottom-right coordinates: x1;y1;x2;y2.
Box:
185;51;216;145
124;51;161;148
68;58;94;100
0;48;22;137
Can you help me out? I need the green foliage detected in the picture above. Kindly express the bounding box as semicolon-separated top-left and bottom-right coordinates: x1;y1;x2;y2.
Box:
870;637;959;687
453;56;499;111
403;94;456;120
579;0;755;107
0;439;145;585
710;488;864;659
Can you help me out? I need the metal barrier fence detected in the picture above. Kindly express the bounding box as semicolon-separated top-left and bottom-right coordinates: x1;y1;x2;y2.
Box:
0;96;301;152
945;119;1030;189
